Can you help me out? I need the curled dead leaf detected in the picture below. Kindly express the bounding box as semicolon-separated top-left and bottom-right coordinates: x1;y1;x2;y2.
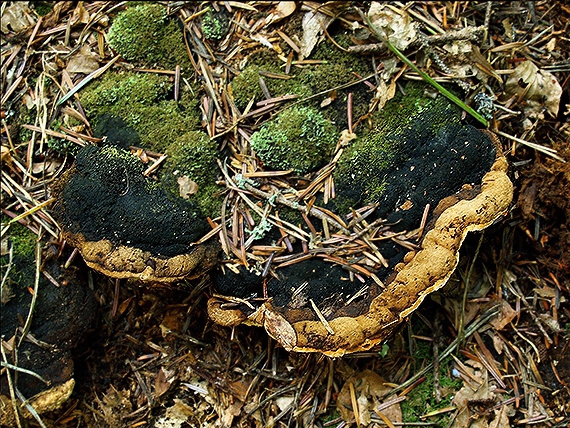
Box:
1;145;12;166
178;176;199;199
66;45;100;75
505;61;562;118
368;2;417;51
265;2;296;25
488;300;517;331
372;79;397;112
1;2;35;34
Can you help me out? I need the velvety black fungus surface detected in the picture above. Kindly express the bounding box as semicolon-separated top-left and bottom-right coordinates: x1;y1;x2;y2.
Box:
93;114;141;149
0;262;97;397
213;264;264;298
268;259;369;307
55;145;207;257
364;124;495;228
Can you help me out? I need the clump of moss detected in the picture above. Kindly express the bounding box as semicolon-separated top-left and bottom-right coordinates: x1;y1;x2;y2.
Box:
230;37;372;129
1;220;38;298
81;72;170;111
31;1;53;16
250;106;338;175
201;9;229;40
107;3;191;70
126;101;200;153
230;52;312;110
400;343;462;425
80;72;200;152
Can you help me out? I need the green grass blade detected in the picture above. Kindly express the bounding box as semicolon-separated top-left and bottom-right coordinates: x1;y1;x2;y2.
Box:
365;16;488;127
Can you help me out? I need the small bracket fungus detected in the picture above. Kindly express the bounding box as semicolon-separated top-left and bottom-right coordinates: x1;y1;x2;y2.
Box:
209;129;512;356
51;145;219;282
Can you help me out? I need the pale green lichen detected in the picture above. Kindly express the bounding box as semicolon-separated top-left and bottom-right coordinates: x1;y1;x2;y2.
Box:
250;106;338;175
107;3;191;70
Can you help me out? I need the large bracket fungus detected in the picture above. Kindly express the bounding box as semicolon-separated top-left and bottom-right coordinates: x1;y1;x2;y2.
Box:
206;85;514;357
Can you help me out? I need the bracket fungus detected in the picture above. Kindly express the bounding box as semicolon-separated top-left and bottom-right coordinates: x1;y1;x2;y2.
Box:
207;84;514;357
51;145;219;282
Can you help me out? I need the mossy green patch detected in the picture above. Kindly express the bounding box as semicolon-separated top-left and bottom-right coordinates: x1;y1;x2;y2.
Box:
80;71;170;111
230;63;312;111
31;1;53;16
163;132;217;187
1;219;38;295
230;35;372;129
126;101;200;153
201;9;229;40
160;131;222;216
400;342;462;425
80;72;200;152
107;3;191;71
250;106;338;175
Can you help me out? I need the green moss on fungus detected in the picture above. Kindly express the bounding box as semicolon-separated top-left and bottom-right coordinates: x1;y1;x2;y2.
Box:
229;39;372;128
334;82;466;212
163;132;217;187
250;106;338;175
160;131;222;216
1;220;38;293
127;101;200;153
107;3;191;70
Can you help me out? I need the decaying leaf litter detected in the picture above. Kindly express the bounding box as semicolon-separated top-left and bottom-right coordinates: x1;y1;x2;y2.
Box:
1;1;569;427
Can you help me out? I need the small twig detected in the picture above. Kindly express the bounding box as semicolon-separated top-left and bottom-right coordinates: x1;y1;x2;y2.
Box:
0;362;50;385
